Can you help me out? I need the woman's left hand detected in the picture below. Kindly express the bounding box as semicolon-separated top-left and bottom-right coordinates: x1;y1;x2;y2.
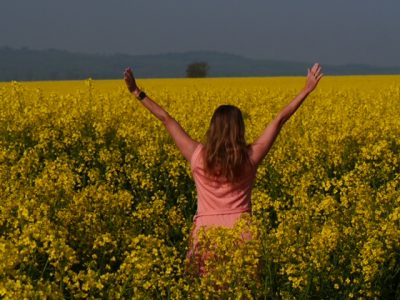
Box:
124;68;139;94
304;63;323;93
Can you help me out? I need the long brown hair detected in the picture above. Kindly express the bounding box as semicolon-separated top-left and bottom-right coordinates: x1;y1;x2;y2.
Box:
202;105;252;184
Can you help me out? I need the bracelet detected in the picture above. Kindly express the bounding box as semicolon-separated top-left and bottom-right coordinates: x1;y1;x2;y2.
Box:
136;91;146;101
133;89;146;101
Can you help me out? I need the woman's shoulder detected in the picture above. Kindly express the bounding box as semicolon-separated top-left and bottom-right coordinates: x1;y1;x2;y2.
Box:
246;144;258;169
190;143;204;166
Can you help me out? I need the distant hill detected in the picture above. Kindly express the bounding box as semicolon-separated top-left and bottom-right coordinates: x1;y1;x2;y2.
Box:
1;46;399;81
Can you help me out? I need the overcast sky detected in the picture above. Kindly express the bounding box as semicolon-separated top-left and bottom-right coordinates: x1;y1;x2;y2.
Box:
1;0;399;67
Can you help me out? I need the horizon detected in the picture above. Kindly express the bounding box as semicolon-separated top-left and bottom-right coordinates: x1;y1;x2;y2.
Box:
3;46;400;69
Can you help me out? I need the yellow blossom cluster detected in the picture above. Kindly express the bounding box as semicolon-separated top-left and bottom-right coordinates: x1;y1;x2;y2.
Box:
0;75;399;299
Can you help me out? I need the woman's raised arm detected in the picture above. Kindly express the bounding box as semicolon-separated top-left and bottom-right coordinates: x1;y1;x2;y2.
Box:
124;68;199;162
249;63;324;166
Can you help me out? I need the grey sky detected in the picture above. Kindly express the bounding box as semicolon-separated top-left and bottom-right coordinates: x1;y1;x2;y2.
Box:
1;0;399;66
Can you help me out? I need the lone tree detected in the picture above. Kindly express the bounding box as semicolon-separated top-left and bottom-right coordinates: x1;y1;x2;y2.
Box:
186;62;210;78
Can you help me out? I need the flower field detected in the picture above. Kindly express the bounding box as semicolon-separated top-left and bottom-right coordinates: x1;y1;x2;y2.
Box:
0;75;399;299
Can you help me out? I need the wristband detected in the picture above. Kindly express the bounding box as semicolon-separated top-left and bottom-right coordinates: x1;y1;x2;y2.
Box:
133;88;146;100
136;91;146;101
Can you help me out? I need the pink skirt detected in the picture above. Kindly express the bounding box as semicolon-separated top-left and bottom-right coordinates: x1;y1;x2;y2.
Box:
186;211;252;276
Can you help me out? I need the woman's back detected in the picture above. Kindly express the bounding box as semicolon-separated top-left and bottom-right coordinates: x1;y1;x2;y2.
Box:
190;143;257;225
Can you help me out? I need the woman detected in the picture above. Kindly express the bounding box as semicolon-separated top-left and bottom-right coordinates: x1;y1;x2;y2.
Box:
123;63;323;275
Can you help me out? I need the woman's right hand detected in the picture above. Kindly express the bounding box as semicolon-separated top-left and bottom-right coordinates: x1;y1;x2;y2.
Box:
304;63;323;93
124;68;139;94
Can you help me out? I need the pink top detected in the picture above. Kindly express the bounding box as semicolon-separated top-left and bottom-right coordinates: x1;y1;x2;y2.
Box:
190;143;258;225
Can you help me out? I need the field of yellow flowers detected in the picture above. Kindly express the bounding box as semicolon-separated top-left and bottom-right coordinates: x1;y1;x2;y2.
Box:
0;75;399;299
